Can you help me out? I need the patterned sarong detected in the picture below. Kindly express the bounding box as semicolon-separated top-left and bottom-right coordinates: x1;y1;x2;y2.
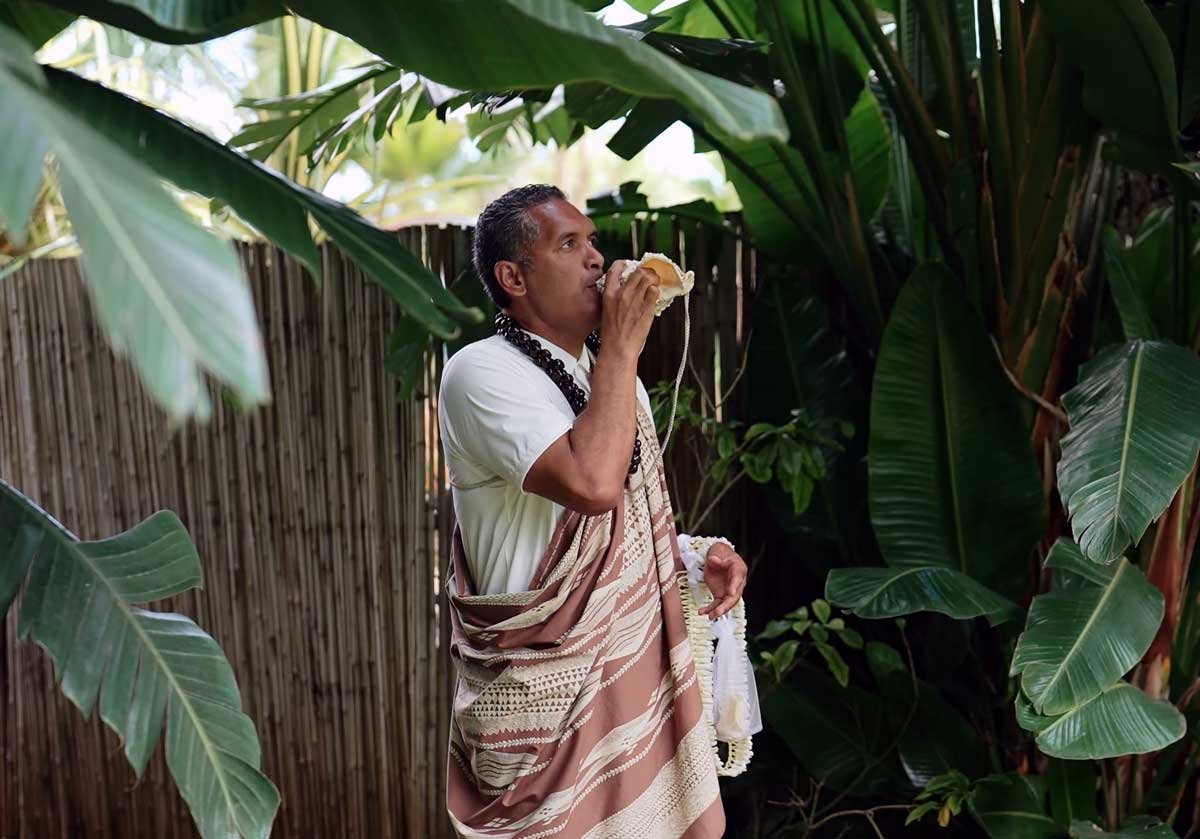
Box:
445;403;724;838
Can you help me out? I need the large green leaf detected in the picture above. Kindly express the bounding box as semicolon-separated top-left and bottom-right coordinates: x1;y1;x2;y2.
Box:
1018;682;1183;760
625;0;762;42
0;0;75;48
607;97;687;160
1035;682;1186;760
40;0;282;43
564;81;637;130
1056;340;1200;564
710;84;891;263
1071;816;1179;838
868;264;1045;597
1011;540;1185;760
1;28;267;421
282;0;787;145
36;1;784;137
970;773;1061;839
0;479;279;839
1011;539;1163;716
41;64;313;283
0;35;48;248
1152;0;1200;129
864;641;988;787
41;66;478;339
1041;0;1182;173
760;666;903;795
232;63;398;163
1103;227;1160;341
826;565;1020;625
780;0;870;127
1015;689;1057;733
1099;209;1200;346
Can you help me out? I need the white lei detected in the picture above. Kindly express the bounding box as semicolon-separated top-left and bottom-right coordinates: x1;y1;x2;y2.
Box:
675;533;762;777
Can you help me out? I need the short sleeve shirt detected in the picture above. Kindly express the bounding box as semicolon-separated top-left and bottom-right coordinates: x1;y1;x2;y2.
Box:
437;329;654;595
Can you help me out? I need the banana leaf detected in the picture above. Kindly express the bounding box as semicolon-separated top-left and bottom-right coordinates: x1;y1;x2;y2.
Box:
1100;210;1200;344
868;264;1045;598
0;0;74;48
1150;0;1200;131
0;31;48;249
641;0;762;42
1041;0;1183;176
1103;226;1160;341
40;0;282;43
0;479;279;839
280;0;789;145
1011;540;1184;759
1011;539;1163;716
826;565;1020;625
780;0;871;129
760;664;904;795
1;29;268;421
711;84;891;262
1032;682;1186;760
42;66;479;339
1056;340;1200;564
867;642;987;786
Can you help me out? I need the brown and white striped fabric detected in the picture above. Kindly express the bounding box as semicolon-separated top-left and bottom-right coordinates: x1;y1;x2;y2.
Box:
445;403;724;839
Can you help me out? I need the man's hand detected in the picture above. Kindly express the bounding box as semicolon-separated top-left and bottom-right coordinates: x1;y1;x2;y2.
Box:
698;542;748;621
600;260;659;361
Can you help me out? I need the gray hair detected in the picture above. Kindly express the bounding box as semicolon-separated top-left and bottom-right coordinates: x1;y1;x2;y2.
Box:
471;183;566;309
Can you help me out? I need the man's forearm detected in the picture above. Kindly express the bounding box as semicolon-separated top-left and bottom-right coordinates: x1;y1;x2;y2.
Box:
568;347;639;502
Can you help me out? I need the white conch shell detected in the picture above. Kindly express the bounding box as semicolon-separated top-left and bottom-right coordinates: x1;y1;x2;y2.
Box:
595;252;695;316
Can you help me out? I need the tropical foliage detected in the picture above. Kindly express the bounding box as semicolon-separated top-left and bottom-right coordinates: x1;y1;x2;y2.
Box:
5;0;1200;836
0;479;279;838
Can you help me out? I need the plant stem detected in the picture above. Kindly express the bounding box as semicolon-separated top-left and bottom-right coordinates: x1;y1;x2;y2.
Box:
281;15;304;181
701;0;744;38
715;331;754;410
1099;759;1113;830
692;466;746;532
805;804;912;836
989;335;1068;422
1128;752;1141;817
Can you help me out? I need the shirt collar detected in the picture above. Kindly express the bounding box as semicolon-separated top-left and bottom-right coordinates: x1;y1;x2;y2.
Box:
518;327;591;374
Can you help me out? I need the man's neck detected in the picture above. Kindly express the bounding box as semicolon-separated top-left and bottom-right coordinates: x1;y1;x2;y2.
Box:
506;313;585;360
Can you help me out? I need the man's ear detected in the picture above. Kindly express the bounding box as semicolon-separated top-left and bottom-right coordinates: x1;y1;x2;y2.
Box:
494;260;527;300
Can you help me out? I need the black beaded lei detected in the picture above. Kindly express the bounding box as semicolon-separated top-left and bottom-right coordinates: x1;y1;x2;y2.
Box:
494;312;642;475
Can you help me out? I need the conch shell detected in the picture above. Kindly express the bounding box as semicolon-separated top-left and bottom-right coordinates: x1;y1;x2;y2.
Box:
595;252;695;316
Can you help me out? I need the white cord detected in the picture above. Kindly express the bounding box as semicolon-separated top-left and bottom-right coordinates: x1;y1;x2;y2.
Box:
628;291;690;494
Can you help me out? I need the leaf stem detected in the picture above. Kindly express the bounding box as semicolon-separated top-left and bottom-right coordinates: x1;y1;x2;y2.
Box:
989;335;1068;423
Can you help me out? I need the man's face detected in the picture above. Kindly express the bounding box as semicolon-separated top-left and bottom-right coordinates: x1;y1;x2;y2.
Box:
516;197;605;333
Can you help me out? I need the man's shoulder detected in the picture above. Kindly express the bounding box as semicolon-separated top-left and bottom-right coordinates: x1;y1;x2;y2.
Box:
440;335;541;396
444;335;523;377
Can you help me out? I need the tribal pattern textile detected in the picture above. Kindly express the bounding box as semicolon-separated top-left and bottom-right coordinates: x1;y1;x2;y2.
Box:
445;404;724;839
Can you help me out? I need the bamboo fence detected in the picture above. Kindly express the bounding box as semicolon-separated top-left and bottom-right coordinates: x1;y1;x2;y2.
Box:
0;220;759;838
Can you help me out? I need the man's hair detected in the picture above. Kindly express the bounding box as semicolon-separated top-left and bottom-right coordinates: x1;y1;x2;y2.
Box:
472;183;566;310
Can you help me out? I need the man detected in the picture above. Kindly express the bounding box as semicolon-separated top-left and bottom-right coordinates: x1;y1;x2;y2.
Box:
439;183;748;838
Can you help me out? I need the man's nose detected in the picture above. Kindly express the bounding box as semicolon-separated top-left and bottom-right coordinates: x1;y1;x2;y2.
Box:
586;240;603;270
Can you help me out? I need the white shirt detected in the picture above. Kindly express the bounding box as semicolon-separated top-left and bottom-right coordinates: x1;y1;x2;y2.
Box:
437;329;654;595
